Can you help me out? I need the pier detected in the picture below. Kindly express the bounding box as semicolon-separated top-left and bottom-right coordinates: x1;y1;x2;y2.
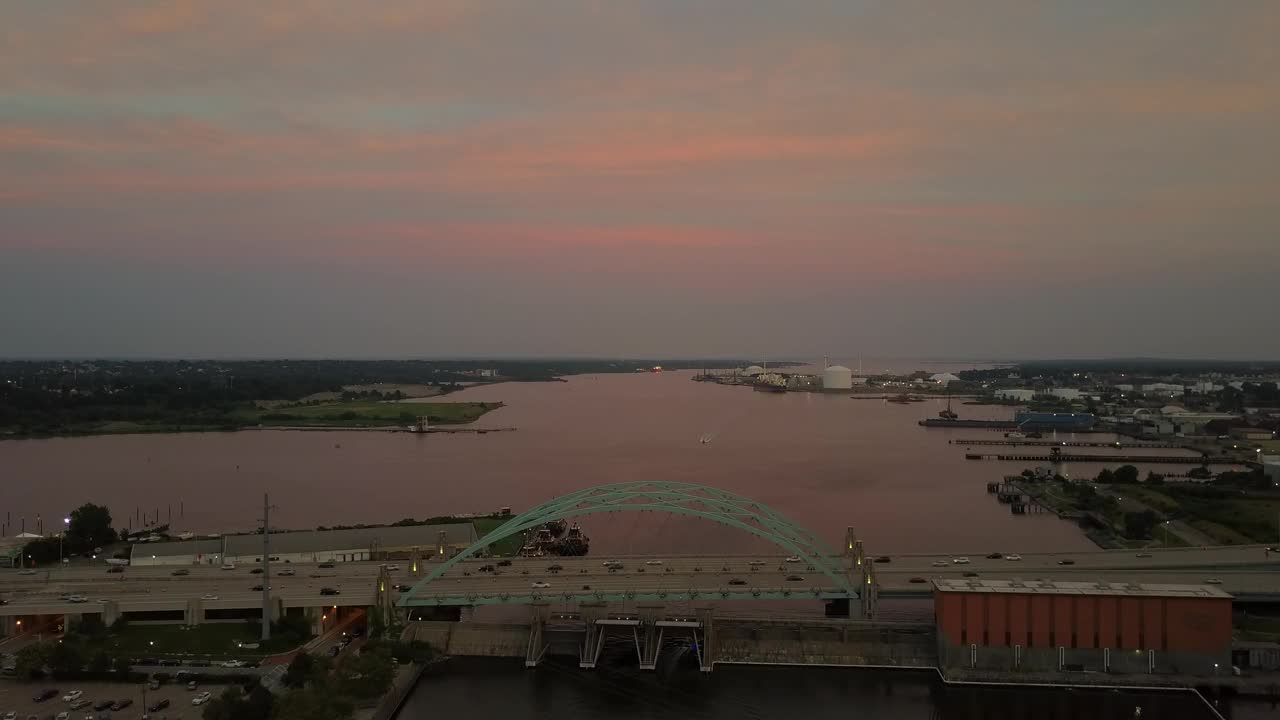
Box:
953;439;1182;449
965;452;1215;464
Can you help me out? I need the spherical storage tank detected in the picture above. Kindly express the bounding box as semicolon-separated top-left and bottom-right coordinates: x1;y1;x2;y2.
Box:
823;365;853;390
743;365;766;377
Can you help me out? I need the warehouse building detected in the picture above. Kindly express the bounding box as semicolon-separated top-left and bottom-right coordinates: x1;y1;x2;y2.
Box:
995;389;1035;402
129;523;478;567
934;579;1231;676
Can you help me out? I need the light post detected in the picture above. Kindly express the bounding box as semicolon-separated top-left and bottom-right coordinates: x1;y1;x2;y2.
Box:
60;517;69;565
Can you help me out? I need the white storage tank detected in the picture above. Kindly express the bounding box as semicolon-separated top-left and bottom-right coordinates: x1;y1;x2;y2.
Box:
743;365;766;377
823;365;853;390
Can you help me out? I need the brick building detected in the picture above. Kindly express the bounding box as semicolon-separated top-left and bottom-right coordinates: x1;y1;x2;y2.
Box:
934;579;1232;676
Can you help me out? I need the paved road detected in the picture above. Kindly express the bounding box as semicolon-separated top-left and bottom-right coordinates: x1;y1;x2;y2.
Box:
3;545;1279;613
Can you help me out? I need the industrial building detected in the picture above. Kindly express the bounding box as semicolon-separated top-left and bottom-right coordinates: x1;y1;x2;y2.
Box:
934;579;1232;676
995;389;1035;402
822;364;853;390
128;523;478;567
743;365;766;377
1048;388;1082;401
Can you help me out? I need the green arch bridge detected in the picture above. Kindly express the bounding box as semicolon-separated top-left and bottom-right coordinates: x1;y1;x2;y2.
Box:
396;482;876;613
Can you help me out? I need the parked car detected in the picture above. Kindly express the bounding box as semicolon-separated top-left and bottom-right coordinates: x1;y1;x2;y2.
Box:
318;562;335;569
147;699;170;712
531;581;551;589
1057;559;1075;566
171;568;190;576
278;568;296;576
61;691;82;703
192;691;212;706
91;701;113;712
110;699;132;711
33;689;59;703
68;700;91;711
728;578;747;586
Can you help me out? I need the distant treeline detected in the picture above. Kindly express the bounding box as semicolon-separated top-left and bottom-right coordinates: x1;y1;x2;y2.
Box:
0;358;747;434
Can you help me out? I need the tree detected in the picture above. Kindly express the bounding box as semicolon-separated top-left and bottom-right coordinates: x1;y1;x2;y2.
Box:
271;688;353;720
334;646;395;700
1113;465;1140;484
204;685;274;720
14;642;53;680
49;641;86;675
1123;510;1158;540
112;654;133;675
67;502;115;553
1095;468;1115;484
367;611;386;641
282;652;328;689
87;650;112;673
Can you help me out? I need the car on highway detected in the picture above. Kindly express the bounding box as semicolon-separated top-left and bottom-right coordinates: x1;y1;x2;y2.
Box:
17;569;36;575
874;556;891;563
192;691;212;706
951;557;970;564
392;584;411;592
220;563;235;570
33;689;59;703
92;700;113;712
106;566;124;573
318;562;336;569
250;584;270;592
1204;578;1223;585
222;660;246;668
785;574;804;582
785;556;801;563
728;578;747;586
908;577;927;583
67;595;88;603
201;594;218;600
250;568;263;574
110;699;132;711
749;560;765;566
496;560;512;567
1057;559;1075;566
931;560;948;567
1135;553;1153;558
546;564;564;572
531;581;551;589
963;571;979;578
382;563;401;571
320;587;340;596
171;568;190;576
601;560;620;566
1004;554;1022;561
986;552;1004;559
147;698;170;712
477;565;495;573
278;567;296;576
645;560;663;565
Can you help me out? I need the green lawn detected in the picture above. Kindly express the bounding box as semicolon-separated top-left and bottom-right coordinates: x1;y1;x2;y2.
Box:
236;400;501;428
106;623;302;657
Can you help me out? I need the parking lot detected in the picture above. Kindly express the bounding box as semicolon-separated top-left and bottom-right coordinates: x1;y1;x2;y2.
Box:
0;679;201;719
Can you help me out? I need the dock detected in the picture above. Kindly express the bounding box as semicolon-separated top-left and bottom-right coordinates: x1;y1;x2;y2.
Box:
952;439;1182;449
965;452;1215;464
402;427;516;435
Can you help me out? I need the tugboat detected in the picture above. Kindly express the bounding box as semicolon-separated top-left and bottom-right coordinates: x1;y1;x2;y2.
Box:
938;391;958;420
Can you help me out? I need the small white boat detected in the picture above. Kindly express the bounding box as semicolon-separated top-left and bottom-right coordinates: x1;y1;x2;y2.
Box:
699;433;714;444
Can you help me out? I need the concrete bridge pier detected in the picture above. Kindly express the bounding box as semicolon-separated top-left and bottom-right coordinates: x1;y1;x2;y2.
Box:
2;614;17;637
860;561;878;618
184;598;203;626
100;600;120;628
578;604;608;669
525;604;549;668
637;605;665;671
696;607;715;672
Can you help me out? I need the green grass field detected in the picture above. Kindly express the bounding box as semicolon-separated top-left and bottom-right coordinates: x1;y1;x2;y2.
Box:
100;622;303;657
472;517;525;556
237;400;501;428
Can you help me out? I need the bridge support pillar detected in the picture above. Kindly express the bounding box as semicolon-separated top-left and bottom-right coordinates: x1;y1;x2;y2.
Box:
696;607;715;672
637;605;664;671
436;530;448;561
2;615;16;637
860;561;878;618
525;604;549;668
100;600;120;628
578;604;607;669
185;598;203;626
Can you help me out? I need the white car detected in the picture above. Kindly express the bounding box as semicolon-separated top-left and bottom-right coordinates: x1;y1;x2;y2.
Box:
277;568;296;576
17;569;36;575
531;581;551;589
67;595;88;603
4;711;17;720
932;560;949;567
644;560;663;565
952;557;970;565
201;594;219;600
749;560;766;566
1005;554;1022;561
222;659;246;668
382;564;400;571
785;556;801;563
55;713;70;720
192;691;212;705
62;691;82;702
221;563;235;570
601;560;620;566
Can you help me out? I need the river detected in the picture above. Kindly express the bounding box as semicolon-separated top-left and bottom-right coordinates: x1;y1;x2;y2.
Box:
3;367;1260;717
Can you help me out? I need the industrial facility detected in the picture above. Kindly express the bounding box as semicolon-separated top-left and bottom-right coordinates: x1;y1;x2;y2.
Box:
822;364;853;390
128;523;477;566
934;579;1232;676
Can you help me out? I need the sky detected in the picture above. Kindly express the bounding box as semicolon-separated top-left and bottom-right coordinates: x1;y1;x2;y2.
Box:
2;1;1278;360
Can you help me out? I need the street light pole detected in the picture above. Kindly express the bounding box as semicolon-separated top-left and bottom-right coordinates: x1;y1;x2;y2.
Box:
60;517;69;565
